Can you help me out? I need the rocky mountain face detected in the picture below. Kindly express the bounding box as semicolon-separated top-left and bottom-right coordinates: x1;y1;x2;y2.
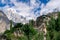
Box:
0;10;59;40
36;12;58;27
0;11;10;34
35;12;58;40
35;12;58;33
4;9;29;24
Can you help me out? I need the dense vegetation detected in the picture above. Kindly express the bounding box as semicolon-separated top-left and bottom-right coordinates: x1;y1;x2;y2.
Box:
3;20;44;40
46;12;60;40
2;12;60;40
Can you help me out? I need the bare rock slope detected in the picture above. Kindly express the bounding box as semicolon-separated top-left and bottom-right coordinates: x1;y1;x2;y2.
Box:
0;11;10;33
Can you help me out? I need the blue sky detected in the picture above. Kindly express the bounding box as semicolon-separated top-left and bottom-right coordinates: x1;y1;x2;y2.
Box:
0;0;14;7
0;0;50;17
0;0;60;21
0;0;49;7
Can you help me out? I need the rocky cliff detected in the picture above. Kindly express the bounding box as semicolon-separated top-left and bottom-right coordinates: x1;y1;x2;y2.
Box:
35;12;58;40
0;11;10;34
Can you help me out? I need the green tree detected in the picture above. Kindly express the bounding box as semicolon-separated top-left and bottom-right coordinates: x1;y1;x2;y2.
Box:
55;12;60;31
29;20;35;26
47;16;56;31
21;24;37;40
46;12;60;40
10;20;13;30
34;32;44;40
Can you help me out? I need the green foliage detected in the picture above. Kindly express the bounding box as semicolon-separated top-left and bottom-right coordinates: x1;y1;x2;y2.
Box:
21;24;37;40
14;23;23;28
47;16;56;31
29;20;35;26
4;21;39;40
10;20;13;30
18;36;28;40
55;12;60;31
46;31;50;40
46;12;60;40
34;32;44;40
53;31;60;40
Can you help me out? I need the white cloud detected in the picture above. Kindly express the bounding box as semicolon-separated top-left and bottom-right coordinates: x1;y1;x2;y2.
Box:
1;0;38;23
2;0;60;23
40;0;60;15
1;0;5;3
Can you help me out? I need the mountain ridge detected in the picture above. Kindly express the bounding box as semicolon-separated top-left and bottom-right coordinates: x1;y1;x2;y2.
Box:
0;11;10;33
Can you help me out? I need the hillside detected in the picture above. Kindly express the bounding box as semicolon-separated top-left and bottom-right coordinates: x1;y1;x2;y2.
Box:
0;12;60;40
35;12;60;40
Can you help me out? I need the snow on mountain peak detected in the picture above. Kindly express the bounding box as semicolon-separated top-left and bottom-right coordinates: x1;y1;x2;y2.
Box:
3;8;36;24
